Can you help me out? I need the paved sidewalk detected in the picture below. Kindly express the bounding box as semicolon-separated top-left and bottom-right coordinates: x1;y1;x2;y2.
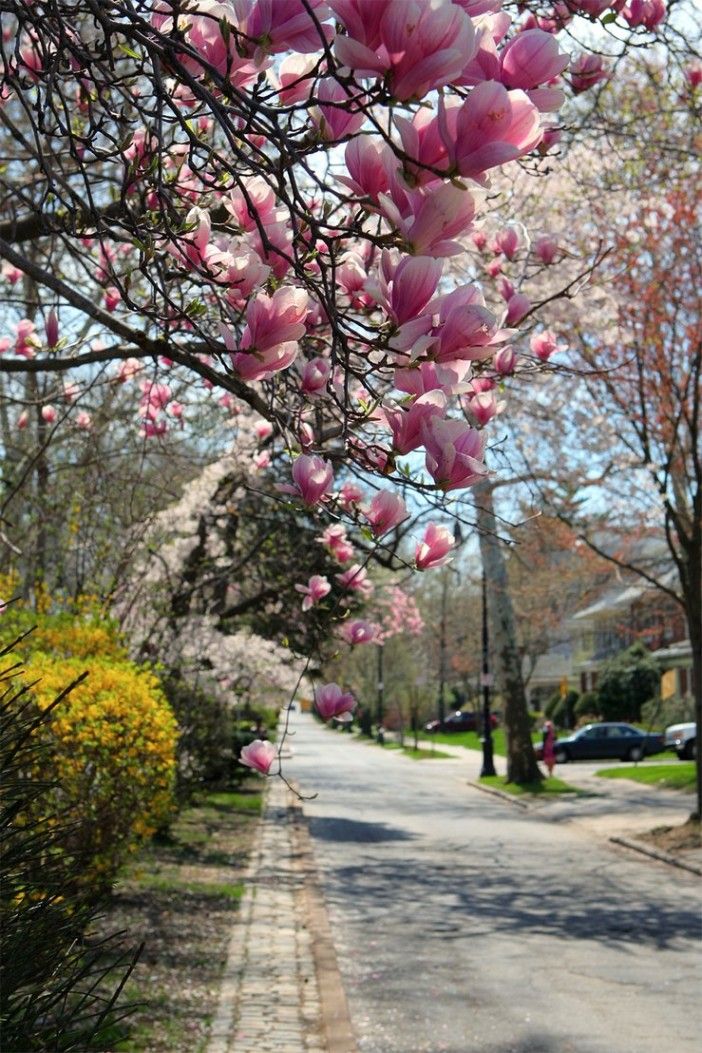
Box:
207;776;326;1053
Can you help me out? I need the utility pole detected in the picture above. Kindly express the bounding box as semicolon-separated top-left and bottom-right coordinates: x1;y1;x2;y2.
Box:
376;644;384;727
480;567;497;777
438;567;448;724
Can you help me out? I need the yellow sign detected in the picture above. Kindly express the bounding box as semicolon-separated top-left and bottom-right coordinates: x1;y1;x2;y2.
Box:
559;677;569;699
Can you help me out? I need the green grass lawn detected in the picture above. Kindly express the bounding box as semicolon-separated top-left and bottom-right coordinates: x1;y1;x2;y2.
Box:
418;729;542;755
479;774;581;796
596;763;696;791
401;745;450;760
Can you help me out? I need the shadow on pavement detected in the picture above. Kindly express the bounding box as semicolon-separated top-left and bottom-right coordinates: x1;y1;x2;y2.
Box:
309;816;415;843
328;852;700;950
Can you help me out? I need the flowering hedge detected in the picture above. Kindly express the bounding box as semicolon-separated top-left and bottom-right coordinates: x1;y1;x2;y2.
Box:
9;608;179;891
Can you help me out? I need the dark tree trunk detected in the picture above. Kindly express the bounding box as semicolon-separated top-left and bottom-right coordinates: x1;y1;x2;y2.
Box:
475;480;542;784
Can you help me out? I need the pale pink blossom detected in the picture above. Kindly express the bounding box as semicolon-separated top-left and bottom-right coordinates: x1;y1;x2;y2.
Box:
41;405;57;424
315;682;357;721
335;563;374;598
432;286;510;364
333;0;476;102
534;235;558;264
570;54;609;94
295;574;332;611
339;481;364;509
379;183;477;258
530;330;562;361
364;490;408;537
314;78;366;141
337;136;396;202
239;739;278;775
281;454;334;507
17;410;29;430
114;357;142;382
468;391;500;426
439;83;542;182
75;410;92;430
491;227;520;259
499;29;569;90
622;0;666;31
421;417;488;491
242;0;333;56
105;286;121;312
415;523;455;571
339;618;381;646
384;392;446;455
299;357;331;398
277;54;316;105
505;292;531;325
493;345;517;375
318;524;355;563
255;419;274;440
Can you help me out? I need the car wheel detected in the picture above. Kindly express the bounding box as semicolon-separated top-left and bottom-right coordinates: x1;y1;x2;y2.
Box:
681;741;696;761
555;748;569;764
628;746;643;762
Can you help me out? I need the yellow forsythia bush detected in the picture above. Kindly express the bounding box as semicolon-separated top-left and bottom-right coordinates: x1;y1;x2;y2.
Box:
25;653;178;891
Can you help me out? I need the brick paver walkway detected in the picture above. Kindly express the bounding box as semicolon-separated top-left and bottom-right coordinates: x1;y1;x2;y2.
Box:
207;777;325;1053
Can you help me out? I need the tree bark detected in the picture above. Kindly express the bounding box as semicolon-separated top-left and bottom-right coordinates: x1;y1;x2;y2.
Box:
475;480;542;784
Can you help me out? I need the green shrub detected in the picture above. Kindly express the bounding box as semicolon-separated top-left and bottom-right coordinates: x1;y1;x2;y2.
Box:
162;675;237;800
597;642;660;723
0;635;139;1051
641;695;694;731
575;691;601;721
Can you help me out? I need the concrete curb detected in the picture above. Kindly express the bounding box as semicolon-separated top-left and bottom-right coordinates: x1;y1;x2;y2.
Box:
289;790;359;1053
467;780;531;810
609;835;702;877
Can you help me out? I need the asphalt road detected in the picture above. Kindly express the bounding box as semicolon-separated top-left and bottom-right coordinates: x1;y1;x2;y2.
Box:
286;714;702;1053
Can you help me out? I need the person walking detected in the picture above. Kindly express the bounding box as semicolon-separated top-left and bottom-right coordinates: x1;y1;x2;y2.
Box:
542;719;556;778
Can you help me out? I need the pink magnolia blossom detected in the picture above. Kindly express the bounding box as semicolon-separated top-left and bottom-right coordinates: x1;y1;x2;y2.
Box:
63;381;80;401
339;618;381;646
379;183;477;258
75;410;92;430
422;416;488;491
622;0;666;31
493;345;517;375
491;227;520;259
336;563;374;598
239;739;278;775
299;421;315;449
17;410;29;430
299;357;331;398
499;29;569;90
684;62;702;90
339;481;364;509
239;287;308;351
255;419;274;440
439;83;542;182
114;357;142;382
282;454;334;506
105;286;121;312
415;523;455;571
364;490;408;537
295;574;332;611
318;524;355;563
468;391;500;426
530;330;562;361
337;136;396;203
570;54;609;94
485;258;503;278
41;405;57;424
472;230;487;251
314;78;366;141
333;0;476;102
242;0;333;56
505;292;531;325
432;286;511;364
534;234;558;264
315;682;357;721
497;276;515;302
45;309;59;348
277;54;316;105
384;392;446;455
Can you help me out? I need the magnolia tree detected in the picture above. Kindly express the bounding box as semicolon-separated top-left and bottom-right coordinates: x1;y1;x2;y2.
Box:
0;0;674;782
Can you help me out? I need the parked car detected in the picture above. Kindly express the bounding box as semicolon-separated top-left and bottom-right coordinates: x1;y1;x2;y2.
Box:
535;722;665;763
424;710;499;734
664;722;697;761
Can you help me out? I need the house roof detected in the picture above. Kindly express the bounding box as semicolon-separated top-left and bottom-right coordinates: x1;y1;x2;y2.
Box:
570;582;650;622
650;639;692;662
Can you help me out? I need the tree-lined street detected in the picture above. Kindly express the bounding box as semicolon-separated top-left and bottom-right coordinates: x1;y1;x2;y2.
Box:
288;715;701;1053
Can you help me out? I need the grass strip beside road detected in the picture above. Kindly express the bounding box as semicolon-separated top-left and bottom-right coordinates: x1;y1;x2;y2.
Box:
95;785;263;1053
419;729;542;755
480;774;581;796
596;763;696;791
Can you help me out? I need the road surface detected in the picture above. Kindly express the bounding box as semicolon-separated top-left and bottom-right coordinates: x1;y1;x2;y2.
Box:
286;714;701;1053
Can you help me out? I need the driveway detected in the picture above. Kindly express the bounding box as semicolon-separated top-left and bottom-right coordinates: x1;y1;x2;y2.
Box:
286;714;701;1053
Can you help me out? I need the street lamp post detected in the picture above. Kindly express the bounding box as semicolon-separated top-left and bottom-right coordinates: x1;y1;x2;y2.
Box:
480;567;497;778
